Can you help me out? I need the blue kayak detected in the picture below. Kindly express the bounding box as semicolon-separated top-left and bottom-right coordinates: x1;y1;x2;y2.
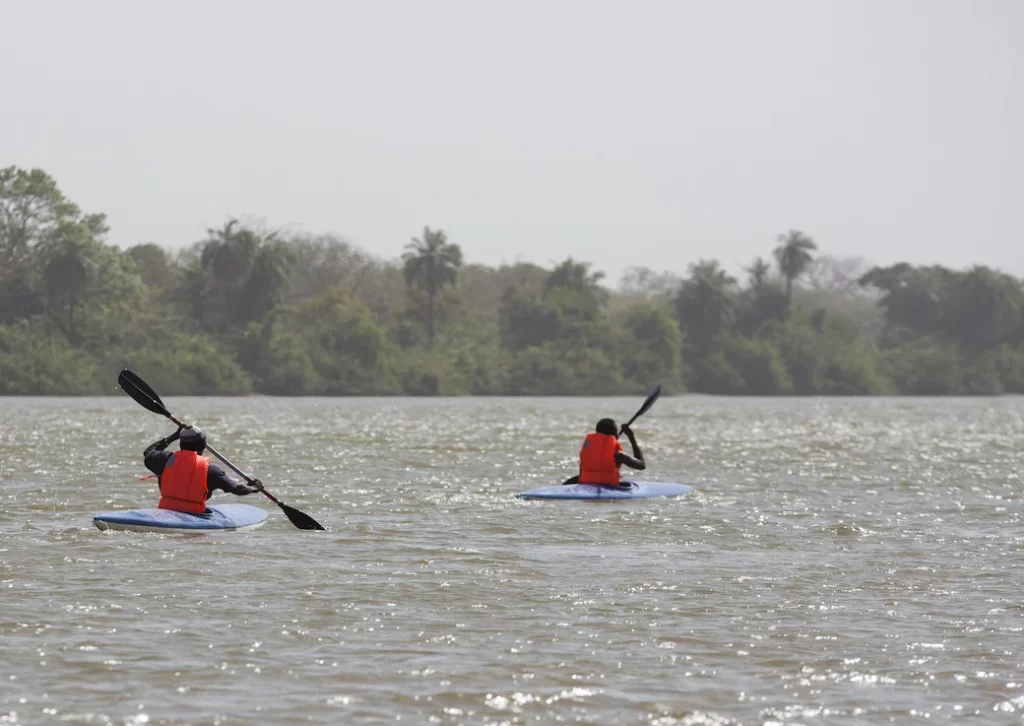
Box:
517;481;693;501
93;503;269;533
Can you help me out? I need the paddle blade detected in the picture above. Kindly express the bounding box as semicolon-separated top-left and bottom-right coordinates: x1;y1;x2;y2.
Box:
622;384;662;431
118;369;172;418
276;501;326;531
635;384;662;419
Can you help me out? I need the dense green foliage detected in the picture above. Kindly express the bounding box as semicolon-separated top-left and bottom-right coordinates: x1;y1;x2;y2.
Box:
2;167;1023;395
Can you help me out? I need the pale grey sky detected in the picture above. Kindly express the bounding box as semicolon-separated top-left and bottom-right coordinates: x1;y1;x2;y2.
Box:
2;0;1022;281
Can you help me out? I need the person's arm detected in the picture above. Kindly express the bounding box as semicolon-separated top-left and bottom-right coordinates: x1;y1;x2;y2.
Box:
206;463;264;497
615;425;646;471
144;450;173;476
144;426;183;457
143;427;183;475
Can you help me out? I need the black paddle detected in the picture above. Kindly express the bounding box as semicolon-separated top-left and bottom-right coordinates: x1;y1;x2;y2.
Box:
620;384;661;435
562;384;662;485
117;369;325;531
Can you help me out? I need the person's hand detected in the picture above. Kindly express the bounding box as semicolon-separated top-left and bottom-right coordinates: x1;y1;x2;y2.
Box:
620;423;635;438
248;479;265;493
158;426;182;448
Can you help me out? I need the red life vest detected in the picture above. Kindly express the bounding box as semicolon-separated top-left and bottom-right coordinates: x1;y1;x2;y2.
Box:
579;432;622;485
158;450;209;514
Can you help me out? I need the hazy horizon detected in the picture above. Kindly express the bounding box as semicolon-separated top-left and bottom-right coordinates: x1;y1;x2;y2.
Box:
3;0;1022;282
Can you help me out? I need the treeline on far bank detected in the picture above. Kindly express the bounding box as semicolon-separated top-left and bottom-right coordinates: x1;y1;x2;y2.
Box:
1;166;1023;396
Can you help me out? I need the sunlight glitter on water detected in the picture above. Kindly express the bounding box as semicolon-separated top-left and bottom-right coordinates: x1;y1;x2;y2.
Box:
1;396;1023;723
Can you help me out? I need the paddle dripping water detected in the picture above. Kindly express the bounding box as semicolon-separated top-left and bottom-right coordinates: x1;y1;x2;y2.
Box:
1;395;1022;724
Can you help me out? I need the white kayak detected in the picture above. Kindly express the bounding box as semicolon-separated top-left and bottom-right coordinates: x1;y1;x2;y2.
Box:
516;481;693;501
93;503;269;533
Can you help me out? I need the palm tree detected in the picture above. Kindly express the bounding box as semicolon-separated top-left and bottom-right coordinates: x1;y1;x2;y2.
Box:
773;230;817;304
241;239;295;322
402;227;463;346
674;260;738;357
745;257;772;290
201;220;259;286
196;220;293;328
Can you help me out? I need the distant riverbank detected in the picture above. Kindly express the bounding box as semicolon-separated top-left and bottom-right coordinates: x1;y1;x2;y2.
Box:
4;166;1023;398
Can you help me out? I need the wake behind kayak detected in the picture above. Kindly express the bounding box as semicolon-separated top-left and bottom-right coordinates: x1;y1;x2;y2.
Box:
516;481;693;501
93;503;268;533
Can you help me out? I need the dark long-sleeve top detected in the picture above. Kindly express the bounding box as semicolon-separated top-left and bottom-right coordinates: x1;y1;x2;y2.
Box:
144;440;255;496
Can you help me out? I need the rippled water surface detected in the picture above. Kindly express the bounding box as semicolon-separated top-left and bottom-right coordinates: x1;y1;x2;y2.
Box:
1;395;1023;725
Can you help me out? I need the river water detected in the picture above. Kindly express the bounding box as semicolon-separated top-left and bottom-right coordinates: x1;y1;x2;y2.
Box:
1;395;1022;725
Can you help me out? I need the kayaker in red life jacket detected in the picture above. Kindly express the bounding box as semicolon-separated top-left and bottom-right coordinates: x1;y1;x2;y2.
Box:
563;418;646;487
143;426;263;514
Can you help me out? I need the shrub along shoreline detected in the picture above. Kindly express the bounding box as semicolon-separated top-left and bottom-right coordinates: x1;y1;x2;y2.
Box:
2;166;1022;396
